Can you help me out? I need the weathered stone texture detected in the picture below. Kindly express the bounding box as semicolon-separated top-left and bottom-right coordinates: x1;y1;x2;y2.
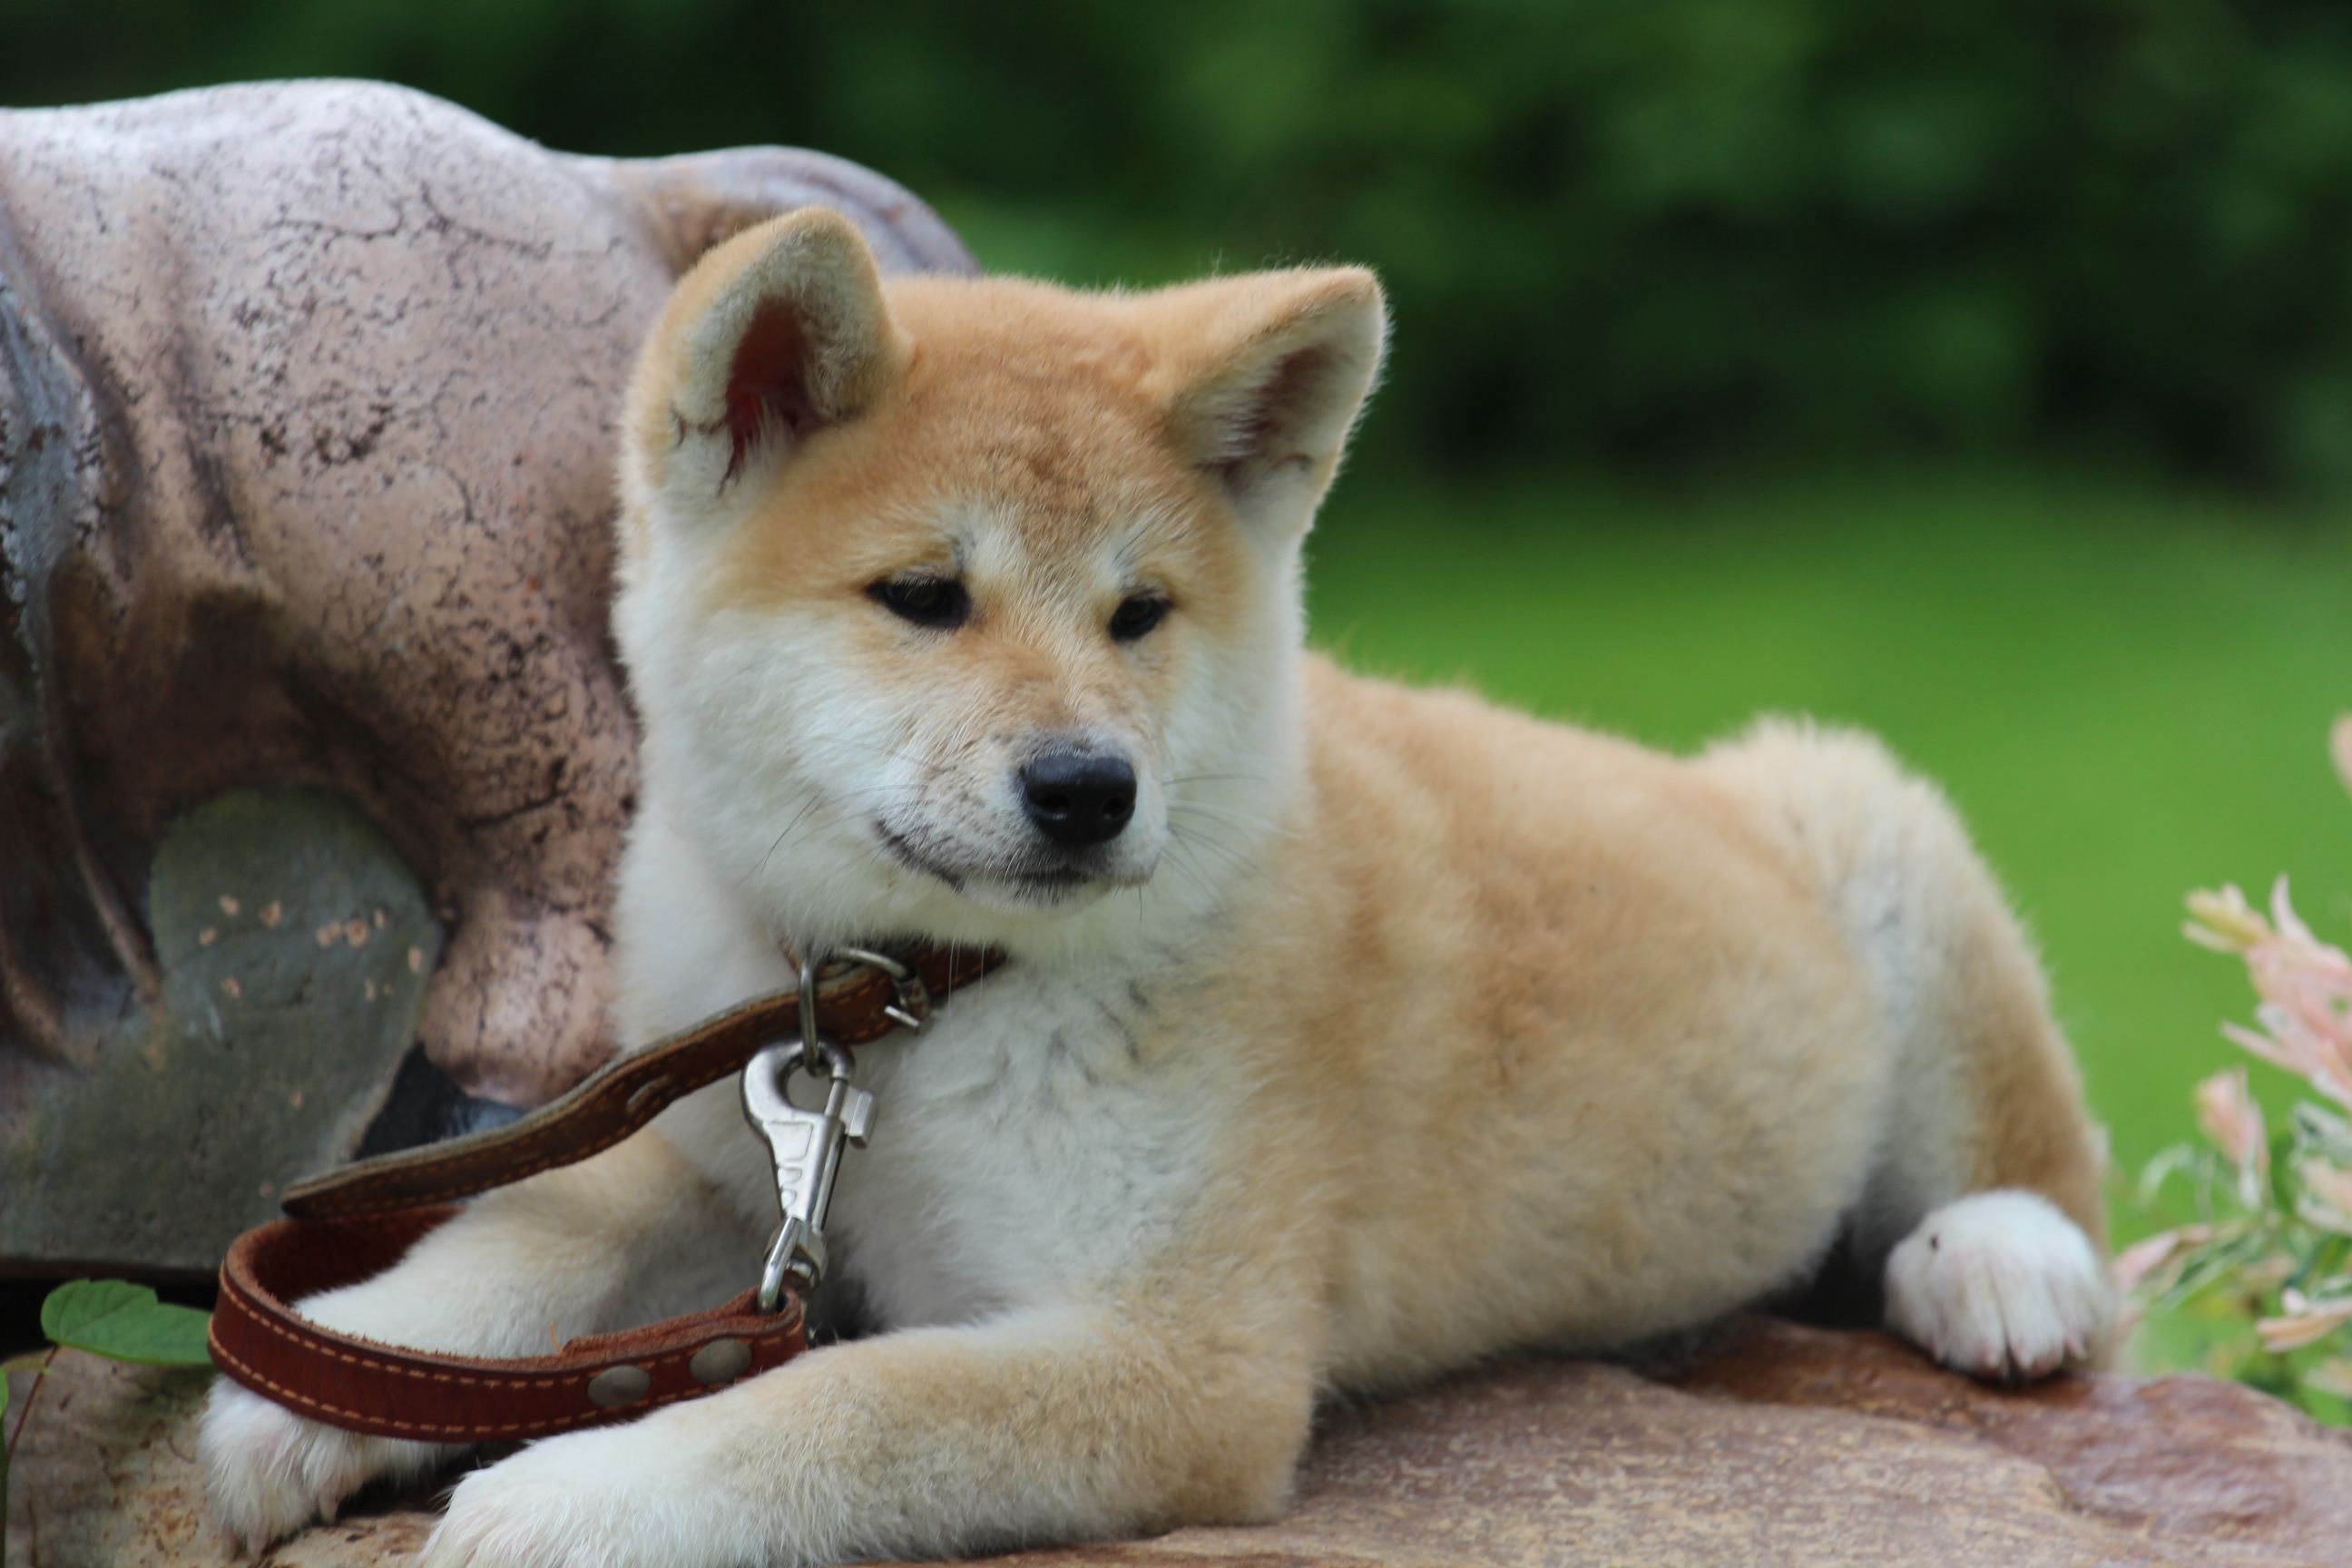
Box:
9;1319;2350;1567
0;82;973;1273
3;792;439;1271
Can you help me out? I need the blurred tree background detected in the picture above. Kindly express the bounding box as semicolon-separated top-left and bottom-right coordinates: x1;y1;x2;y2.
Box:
8;0;2352;1372
16;0;2352;491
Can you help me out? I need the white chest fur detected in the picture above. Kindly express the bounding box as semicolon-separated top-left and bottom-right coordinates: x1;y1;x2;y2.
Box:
823;965;1219;1328
650;965;1222;1333
621;811;1228;1333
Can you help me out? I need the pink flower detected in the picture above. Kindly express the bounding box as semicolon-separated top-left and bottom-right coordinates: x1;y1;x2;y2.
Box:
2185;884;2269;954
2211;879;2352;1108
2112;1225;2215;1293
2257;1289;2352;1354
2303;1357;2352;1400
2299;1158;2352;1234
2194;1067;2267;1191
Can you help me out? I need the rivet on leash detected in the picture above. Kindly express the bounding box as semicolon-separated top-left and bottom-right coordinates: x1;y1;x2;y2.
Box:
587;1366;652;1407
691;1338;754;1385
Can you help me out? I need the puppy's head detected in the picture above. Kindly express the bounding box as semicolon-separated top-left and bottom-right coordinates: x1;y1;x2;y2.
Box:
615;210;1384;951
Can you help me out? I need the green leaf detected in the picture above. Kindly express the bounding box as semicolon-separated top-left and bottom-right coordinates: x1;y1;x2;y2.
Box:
2151;1228;2273;1314
40;1280;213;1367
2136;1142;2211;1207
2287;1232;2351;1295
2270;1128;2301;1210
2294;1102;2352;1167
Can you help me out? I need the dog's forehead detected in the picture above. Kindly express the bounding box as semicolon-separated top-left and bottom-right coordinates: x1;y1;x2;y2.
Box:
710;287;1244;612
897;352;1183;526
939;495;1177;586
863;378;1217;574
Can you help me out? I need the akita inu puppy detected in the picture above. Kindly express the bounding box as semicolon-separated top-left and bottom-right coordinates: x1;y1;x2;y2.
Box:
203;210;2113;1565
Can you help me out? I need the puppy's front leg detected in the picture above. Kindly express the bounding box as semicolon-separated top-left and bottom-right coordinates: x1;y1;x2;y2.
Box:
201;1127;741;1551
423;1300;1316;1568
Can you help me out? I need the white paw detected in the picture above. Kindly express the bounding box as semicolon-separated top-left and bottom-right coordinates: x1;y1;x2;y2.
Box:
421;1420;756;1568
1884;1190;2114;1382
199;1377;449;1553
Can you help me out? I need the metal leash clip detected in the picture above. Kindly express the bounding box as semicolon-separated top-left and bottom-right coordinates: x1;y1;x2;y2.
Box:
741;953;881;1311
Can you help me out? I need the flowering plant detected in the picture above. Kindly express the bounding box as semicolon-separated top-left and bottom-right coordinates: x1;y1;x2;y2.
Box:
2123;718;2352;1411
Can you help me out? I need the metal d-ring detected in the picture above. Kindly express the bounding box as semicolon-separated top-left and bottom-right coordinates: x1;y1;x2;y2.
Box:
799;950;825;1040
834;945;932;1034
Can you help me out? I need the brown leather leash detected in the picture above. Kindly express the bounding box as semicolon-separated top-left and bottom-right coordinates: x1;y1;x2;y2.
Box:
210;945;1001;1442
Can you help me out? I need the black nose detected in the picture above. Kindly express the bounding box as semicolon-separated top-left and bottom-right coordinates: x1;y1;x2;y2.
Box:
1021;752;1137;848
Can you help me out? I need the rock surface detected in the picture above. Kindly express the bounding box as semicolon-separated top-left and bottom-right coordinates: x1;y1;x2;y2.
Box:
9;1318;2349;1567
0;82;975;1274
5;792;441;1275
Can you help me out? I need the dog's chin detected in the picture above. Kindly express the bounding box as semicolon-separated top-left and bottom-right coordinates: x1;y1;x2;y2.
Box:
876;825;1150;915
955;870;1123;914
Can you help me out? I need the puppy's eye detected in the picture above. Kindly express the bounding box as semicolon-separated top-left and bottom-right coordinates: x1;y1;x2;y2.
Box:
869;576;970;631
1108;593;1171;642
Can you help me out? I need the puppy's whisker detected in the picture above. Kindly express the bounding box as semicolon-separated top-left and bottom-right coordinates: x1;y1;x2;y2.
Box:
786;736;951;776
748;793;830;886
743;784;934;888
1165;771;1269;788
1165;802;1270;835
1167;833;1253;885
1156;841;1224;909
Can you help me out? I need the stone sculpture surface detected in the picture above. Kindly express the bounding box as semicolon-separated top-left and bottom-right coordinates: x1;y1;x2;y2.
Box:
0;80;974;1271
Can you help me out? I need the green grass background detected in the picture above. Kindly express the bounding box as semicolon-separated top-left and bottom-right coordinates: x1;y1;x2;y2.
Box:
1304;468;2352;1263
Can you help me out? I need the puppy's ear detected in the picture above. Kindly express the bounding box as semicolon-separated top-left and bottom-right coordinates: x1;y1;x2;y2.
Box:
1142;268;1387;536
626;208;908;516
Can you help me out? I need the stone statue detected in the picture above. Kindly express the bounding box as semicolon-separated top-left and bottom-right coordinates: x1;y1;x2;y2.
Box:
0;80;974;1272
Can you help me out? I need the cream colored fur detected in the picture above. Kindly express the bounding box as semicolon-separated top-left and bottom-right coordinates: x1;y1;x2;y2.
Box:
202;210;2113;1565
